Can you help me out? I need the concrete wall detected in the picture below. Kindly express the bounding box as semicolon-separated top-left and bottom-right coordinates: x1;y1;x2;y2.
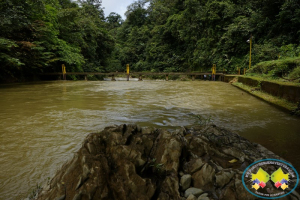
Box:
237;76;300;103
237;77;260;87
223;75;236;83
261;81;300;103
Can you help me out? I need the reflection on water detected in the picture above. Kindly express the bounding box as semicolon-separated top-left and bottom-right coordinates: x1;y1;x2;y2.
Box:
0;81;300;199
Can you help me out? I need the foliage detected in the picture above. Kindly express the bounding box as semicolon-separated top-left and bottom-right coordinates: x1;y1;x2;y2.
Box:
107;0;300;73
1;0;300;82
289;66;300;80
248;57;300;78
0;0;114;82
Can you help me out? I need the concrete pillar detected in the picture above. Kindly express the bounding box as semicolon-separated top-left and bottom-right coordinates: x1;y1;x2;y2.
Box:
111;74;116;81
138;75;143;81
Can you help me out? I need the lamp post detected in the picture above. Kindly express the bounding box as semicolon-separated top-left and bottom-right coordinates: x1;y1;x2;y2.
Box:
247;35;252;69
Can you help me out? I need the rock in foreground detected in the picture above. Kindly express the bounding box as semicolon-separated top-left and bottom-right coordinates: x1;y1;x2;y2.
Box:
37;124;299;200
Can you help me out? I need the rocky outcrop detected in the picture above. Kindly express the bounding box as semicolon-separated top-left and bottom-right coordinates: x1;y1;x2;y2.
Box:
36;124;299;200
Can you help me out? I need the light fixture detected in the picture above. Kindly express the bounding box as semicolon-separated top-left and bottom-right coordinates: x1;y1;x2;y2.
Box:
247;35;252;69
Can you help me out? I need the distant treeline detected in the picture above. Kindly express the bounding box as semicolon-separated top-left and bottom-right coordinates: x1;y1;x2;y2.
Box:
1;0;300;82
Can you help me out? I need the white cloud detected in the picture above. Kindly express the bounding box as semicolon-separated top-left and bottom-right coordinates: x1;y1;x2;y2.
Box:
102;0;134;19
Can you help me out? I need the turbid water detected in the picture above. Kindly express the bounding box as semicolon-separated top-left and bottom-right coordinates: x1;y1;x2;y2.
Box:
0;80;299;199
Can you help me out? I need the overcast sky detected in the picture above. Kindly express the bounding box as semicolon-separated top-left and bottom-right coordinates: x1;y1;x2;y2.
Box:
102;0;134;19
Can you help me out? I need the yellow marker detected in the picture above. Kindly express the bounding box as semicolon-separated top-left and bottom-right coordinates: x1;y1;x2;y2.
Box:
281;183;288;190
126;64;129;74
62;64;66;74
228;159;238;163
212;64;216;75
252;183;260;190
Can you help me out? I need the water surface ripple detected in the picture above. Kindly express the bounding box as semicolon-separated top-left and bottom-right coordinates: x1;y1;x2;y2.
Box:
0;81;299;199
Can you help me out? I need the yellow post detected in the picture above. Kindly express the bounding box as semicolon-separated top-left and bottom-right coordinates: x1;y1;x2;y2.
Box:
249;35;252;69
62;64;66;80
211;64;216;81
126;64;129;81
126;64;129;74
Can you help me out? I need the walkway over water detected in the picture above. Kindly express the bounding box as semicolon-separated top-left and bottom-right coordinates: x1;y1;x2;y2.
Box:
41;71;227;81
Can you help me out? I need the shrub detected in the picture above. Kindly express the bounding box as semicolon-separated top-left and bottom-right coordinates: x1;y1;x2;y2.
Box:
248;57;300;77
289;66;300;79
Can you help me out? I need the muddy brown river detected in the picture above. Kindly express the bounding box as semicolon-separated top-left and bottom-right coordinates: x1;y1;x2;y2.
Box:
0;80;300;199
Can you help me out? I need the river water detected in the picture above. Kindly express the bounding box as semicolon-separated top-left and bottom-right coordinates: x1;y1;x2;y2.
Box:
0;80;299;199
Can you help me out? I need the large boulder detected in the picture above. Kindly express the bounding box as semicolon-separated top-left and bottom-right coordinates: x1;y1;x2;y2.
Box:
36;124;299;200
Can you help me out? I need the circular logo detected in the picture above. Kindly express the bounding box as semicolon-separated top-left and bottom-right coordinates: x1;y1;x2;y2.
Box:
242;159;299;199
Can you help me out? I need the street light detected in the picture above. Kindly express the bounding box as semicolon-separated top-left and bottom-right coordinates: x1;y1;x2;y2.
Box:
247;35;252;69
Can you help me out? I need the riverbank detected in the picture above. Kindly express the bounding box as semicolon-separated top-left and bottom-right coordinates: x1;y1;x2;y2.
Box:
35;124;300;200
224;75;300;116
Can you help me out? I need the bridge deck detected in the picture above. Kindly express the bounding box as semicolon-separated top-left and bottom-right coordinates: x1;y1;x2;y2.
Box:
42;72;225;76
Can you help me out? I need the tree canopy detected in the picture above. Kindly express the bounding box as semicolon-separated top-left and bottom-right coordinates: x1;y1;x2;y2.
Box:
109;0;300;72
1;0;300;81
0;0;113;81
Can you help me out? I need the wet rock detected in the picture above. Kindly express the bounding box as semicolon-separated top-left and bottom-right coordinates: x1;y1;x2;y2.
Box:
180;174;192;191
184;158;204;174
55;195;65;200
158;176;181;200
198;193;208;198
197;197;210;200
192;163;215;190
36;124;298;200
215;170;234;188
151;130;183;172
219;180;237;200
86;142;96;154
72;193;81;200
187;194;197;200
184;188;204;198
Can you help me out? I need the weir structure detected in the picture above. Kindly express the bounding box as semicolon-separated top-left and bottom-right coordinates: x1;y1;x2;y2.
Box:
41;71;227;81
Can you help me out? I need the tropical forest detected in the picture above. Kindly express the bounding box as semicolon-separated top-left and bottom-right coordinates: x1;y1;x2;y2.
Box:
2;1;300;199
1;0;300;82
